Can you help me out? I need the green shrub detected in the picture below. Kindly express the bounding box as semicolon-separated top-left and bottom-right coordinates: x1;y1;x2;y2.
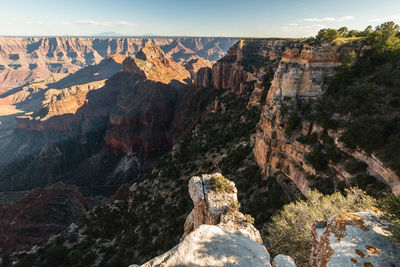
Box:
211;174;230;193
297;133;318;145
263;188;376;266
345;160;368;174
285;111;300;135
227;200;241;214
378;194;400;245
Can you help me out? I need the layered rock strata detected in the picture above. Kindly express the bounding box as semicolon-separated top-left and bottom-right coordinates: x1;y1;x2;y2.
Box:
0;37;238;92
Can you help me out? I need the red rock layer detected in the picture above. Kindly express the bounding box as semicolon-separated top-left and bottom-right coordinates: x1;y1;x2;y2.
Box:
0;183;87;256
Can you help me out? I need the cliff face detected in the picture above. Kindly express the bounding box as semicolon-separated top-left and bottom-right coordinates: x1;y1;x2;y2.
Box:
0;37;238;92
195;39;287;106
253;44;348;194
265;44;349;103
195;39;399;195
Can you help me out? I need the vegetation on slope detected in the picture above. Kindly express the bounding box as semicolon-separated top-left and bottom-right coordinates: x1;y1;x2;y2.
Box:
315;22;400;176
263;21;400;267
6;88;296;266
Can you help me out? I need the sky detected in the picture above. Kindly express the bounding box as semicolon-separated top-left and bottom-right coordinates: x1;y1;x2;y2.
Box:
0;0;399;37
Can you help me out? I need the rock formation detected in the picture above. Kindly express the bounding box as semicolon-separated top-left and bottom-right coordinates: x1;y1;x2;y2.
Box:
134;173;295;267
0;183;87;256
183;173;262;243
311;210;400;267
122;41;191;84
195;39;287;106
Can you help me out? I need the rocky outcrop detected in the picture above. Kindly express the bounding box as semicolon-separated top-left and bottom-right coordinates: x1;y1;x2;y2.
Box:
254;104;315;194
134;174;295;267
273;254;297;267
183;173;262;243
122;41;191;84
0;37;238;92
311;210;400;267
266;44;359;103
0;183;87;256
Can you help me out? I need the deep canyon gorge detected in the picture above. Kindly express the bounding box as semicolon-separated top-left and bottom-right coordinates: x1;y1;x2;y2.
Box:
0;27;399;267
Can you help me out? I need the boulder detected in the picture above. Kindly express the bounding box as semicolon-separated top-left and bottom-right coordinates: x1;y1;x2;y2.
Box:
311;210;400;267
272;254;297;267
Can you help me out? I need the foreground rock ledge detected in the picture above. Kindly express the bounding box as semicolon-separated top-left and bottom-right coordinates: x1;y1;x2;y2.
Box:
138;224;271;267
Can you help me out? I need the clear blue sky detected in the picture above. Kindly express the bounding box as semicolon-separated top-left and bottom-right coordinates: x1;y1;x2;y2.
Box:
0;0;399;37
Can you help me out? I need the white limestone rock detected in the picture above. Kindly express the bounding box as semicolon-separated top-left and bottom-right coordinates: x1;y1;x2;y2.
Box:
311;210;400;267
272;254;297;267
141;224;271;267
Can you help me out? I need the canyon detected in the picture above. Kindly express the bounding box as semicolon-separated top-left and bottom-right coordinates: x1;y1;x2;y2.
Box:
0;35;399;266
0;37;238;93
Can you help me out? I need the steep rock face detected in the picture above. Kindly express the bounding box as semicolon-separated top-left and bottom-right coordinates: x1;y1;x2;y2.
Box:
254;106;315;194
0;37;238;92
332;134;400;195
253;43;371;194
211;39;286;92
0;183;87;256
183;173;262;243
266;44;355;103
195;39;287;108
184;57;211;81
310;210;400;267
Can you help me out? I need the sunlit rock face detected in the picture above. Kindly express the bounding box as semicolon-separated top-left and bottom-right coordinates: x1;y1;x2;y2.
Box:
311;210;400;267
0;37;238;92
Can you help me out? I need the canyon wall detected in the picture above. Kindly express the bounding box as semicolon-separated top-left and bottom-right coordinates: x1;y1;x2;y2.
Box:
0;37;238;92
196;39;399;195
0;41;211;191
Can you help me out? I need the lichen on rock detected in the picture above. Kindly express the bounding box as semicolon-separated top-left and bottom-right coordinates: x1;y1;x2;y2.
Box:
311;210;400;267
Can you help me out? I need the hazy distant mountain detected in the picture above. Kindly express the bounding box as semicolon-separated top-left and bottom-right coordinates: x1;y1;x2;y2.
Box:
93;31;121;36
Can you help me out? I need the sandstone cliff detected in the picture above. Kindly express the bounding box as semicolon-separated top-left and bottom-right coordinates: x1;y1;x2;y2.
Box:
194;38;399;196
